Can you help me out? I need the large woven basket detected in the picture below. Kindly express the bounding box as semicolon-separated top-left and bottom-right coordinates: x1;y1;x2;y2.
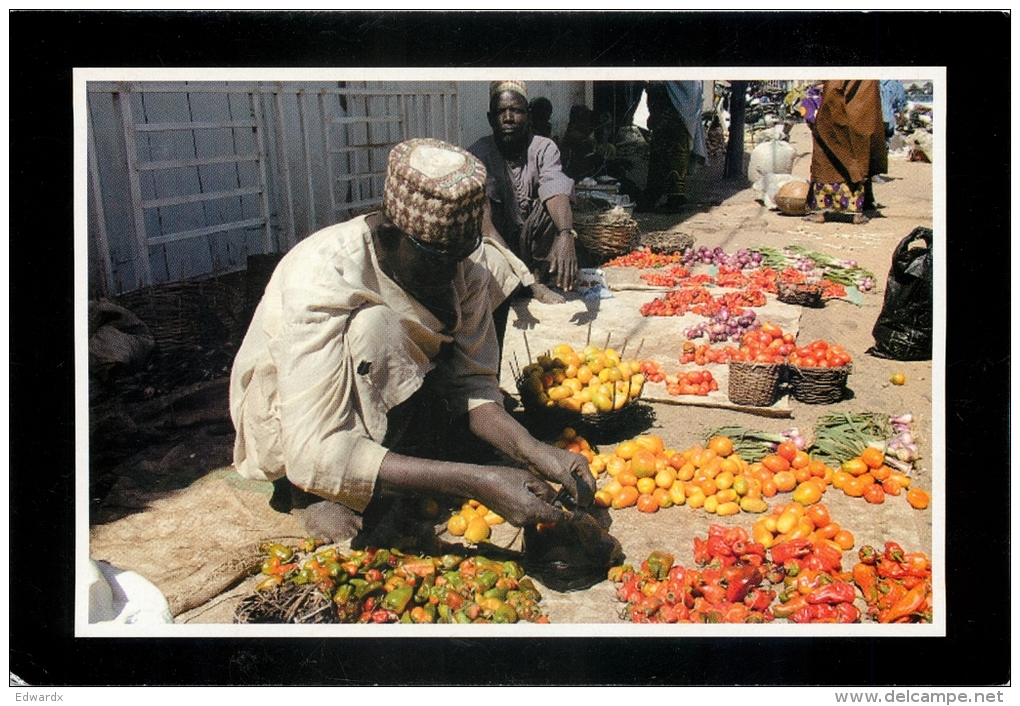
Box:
727;361;783;407
574;209;640;263
788;363;852;404
640;230;696;255
515;374;654;444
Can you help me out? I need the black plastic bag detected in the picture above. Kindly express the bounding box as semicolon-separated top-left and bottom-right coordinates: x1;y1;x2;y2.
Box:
522;511;624;592
867;227;933;361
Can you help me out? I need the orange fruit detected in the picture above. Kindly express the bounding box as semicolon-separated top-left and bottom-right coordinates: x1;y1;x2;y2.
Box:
636;493;659;513
831;471;852;490
863;483;885;504
654;467;677;489
790;451;811;470
668;481;686;506
833;529;856;551
870;464;892;481
816;522;841;540
652;487;673;509
843;477;867;497
842;458;869;476
906;488;931;510
776;441;798;462
890;372;906;385
668;453;686;470
617;471;638;487
634;434;665;456
714;471;734;491
708;436;734;457
792;481;823;506
483;510;504;526
692;448;718;469
677;462;696;482
615;440;640;460
463;516;491;544
446;514;468;536
636;477;657;495
762;454;791;474
612;485;639;509
761;479;779;498
881;477;902;496
860;447;886;470
719;456;741;475
630;450;658;479
773;471;797;493
806;503;831;529
793;465;813;484
593;489;614;508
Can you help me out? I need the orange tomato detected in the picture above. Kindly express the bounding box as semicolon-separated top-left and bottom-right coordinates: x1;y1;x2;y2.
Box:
791;451;811;470
593;489;614;508
677;462;696;482
793;465;814;484
761;479;779;498
615;440;639;460
668;453;686;470
881;477;902;496
776;441;798;462
816;522;841;540
617;471;638;487
612;486;639;509
831;471;852;490
714;471;735;491
634;434;665;456
773;471;797;493
636;477;657;495
860;446;886;470
630;450;658;479
763;454;791;474
699;478;719;496
833;529;856;551
842;458;869;476
843;477;867;498
654;467;678;489
692;448;718;469
605;455;628;477
636;493;659;513
792;481;823;506
707;436;734;457
863;483;886;504
652;487;674;509
870;464;892;482
906;488;931;510
806;503;831;529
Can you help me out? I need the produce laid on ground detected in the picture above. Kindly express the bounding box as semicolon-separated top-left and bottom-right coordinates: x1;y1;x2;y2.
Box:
445;499;506;544
237;542;548;624
608;524;932;624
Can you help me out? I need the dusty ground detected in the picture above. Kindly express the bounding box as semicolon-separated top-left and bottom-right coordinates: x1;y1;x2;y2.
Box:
89;122;935;627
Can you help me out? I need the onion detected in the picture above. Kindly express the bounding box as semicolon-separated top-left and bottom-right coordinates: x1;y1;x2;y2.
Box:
894;448;913;462
890;413;914;425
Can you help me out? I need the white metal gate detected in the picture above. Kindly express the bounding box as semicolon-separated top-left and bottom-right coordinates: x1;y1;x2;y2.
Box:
87;81;459;296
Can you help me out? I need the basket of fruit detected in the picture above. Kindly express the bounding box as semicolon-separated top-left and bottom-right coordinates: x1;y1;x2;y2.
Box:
727;360;784;407
515;343;652;441
777;280;825;308
787;341;853;404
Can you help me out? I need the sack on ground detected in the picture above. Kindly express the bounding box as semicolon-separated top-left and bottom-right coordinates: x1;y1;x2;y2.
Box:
867;227;933;361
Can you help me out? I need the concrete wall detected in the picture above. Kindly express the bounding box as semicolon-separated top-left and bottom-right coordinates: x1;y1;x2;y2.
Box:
457;81;589;146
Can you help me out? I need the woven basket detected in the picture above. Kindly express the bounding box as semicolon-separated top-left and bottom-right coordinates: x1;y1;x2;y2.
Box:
727;361;784;407
574;211;640;263
640;230;696;255
788;363;852;404
777;281;825;308
516;374;654;444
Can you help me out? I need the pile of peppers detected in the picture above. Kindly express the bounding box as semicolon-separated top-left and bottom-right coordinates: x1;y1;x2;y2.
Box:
256;542;547;624
609;525;934;624
609;526;777;623
852;542;933;623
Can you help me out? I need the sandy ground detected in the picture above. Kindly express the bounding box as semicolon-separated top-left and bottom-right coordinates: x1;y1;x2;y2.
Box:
90;123;935;627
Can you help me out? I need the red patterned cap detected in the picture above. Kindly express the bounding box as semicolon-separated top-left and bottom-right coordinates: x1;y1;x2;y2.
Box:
382;138;487;250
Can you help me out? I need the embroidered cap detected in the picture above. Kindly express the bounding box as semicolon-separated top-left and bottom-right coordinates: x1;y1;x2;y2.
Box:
489;80;528;101
382;138;487;251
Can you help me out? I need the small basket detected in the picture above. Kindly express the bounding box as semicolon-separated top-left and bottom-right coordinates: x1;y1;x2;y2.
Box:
777;281;825;308
788;363;852;404
727;361;784;407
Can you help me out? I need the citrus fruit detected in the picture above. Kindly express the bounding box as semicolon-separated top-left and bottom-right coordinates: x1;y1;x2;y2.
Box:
890;372;906;385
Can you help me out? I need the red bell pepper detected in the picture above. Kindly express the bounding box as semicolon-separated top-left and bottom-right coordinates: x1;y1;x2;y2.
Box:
725;566;763;604
806;581;856;605
771;538;811;565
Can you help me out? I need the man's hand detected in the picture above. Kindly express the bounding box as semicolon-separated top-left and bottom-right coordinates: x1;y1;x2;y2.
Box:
529;282;565;304
469;466;567;527
546;231;579;292
524;443;596;510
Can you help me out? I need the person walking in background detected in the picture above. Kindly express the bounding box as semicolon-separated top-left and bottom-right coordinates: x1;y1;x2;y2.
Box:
529;96;554;139
805;79;888;225
880;79;909;141
639;80;708;213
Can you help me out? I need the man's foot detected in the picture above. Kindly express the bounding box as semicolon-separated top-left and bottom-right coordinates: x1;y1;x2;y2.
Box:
529;282;566;304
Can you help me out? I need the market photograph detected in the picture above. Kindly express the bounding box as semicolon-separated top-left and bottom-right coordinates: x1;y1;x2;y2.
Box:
81;73;939;631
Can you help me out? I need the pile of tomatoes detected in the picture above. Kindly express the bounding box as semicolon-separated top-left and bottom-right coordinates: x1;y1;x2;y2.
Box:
678;322;800;366
787;339;853;368
751;501;855;551
664;369;719;397
830;447;930;509
603;247;685;269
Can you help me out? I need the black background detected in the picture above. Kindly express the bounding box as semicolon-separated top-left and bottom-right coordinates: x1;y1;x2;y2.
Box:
10;10;1010;686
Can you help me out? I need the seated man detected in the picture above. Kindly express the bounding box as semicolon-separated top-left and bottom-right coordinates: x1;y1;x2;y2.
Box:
230;138;593;543
467;81;580;349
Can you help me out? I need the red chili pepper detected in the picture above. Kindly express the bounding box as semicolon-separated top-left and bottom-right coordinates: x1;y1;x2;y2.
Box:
811;541;844;573
657;603;682;623
723;602;750;623
791;603;840;623
836;602;861;623
699;583;727;605
852;563;879;604
364;568;384;583
693;537;711;565
371;609;395;623
876;580;908;609
707;536;732;558
744;587;775;613
857;545;879;565
884;541;905;563
723;526;749;546
630;595;663;621
806;581;856;605
725;566;763;604
771;538;811;565
771;593;809;619
741;542;766;558
903;552;931;578
879;581;929;623
876;557;906;580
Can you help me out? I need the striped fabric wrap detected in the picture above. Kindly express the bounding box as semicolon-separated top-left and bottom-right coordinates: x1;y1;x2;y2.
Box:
382;138;487;250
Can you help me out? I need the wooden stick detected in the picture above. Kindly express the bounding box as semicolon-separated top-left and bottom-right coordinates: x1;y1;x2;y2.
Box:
586;321;592;346
512;351;522;379
522;330;532;364
604;331;612;350
634;338;645;360
620;338;630;358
